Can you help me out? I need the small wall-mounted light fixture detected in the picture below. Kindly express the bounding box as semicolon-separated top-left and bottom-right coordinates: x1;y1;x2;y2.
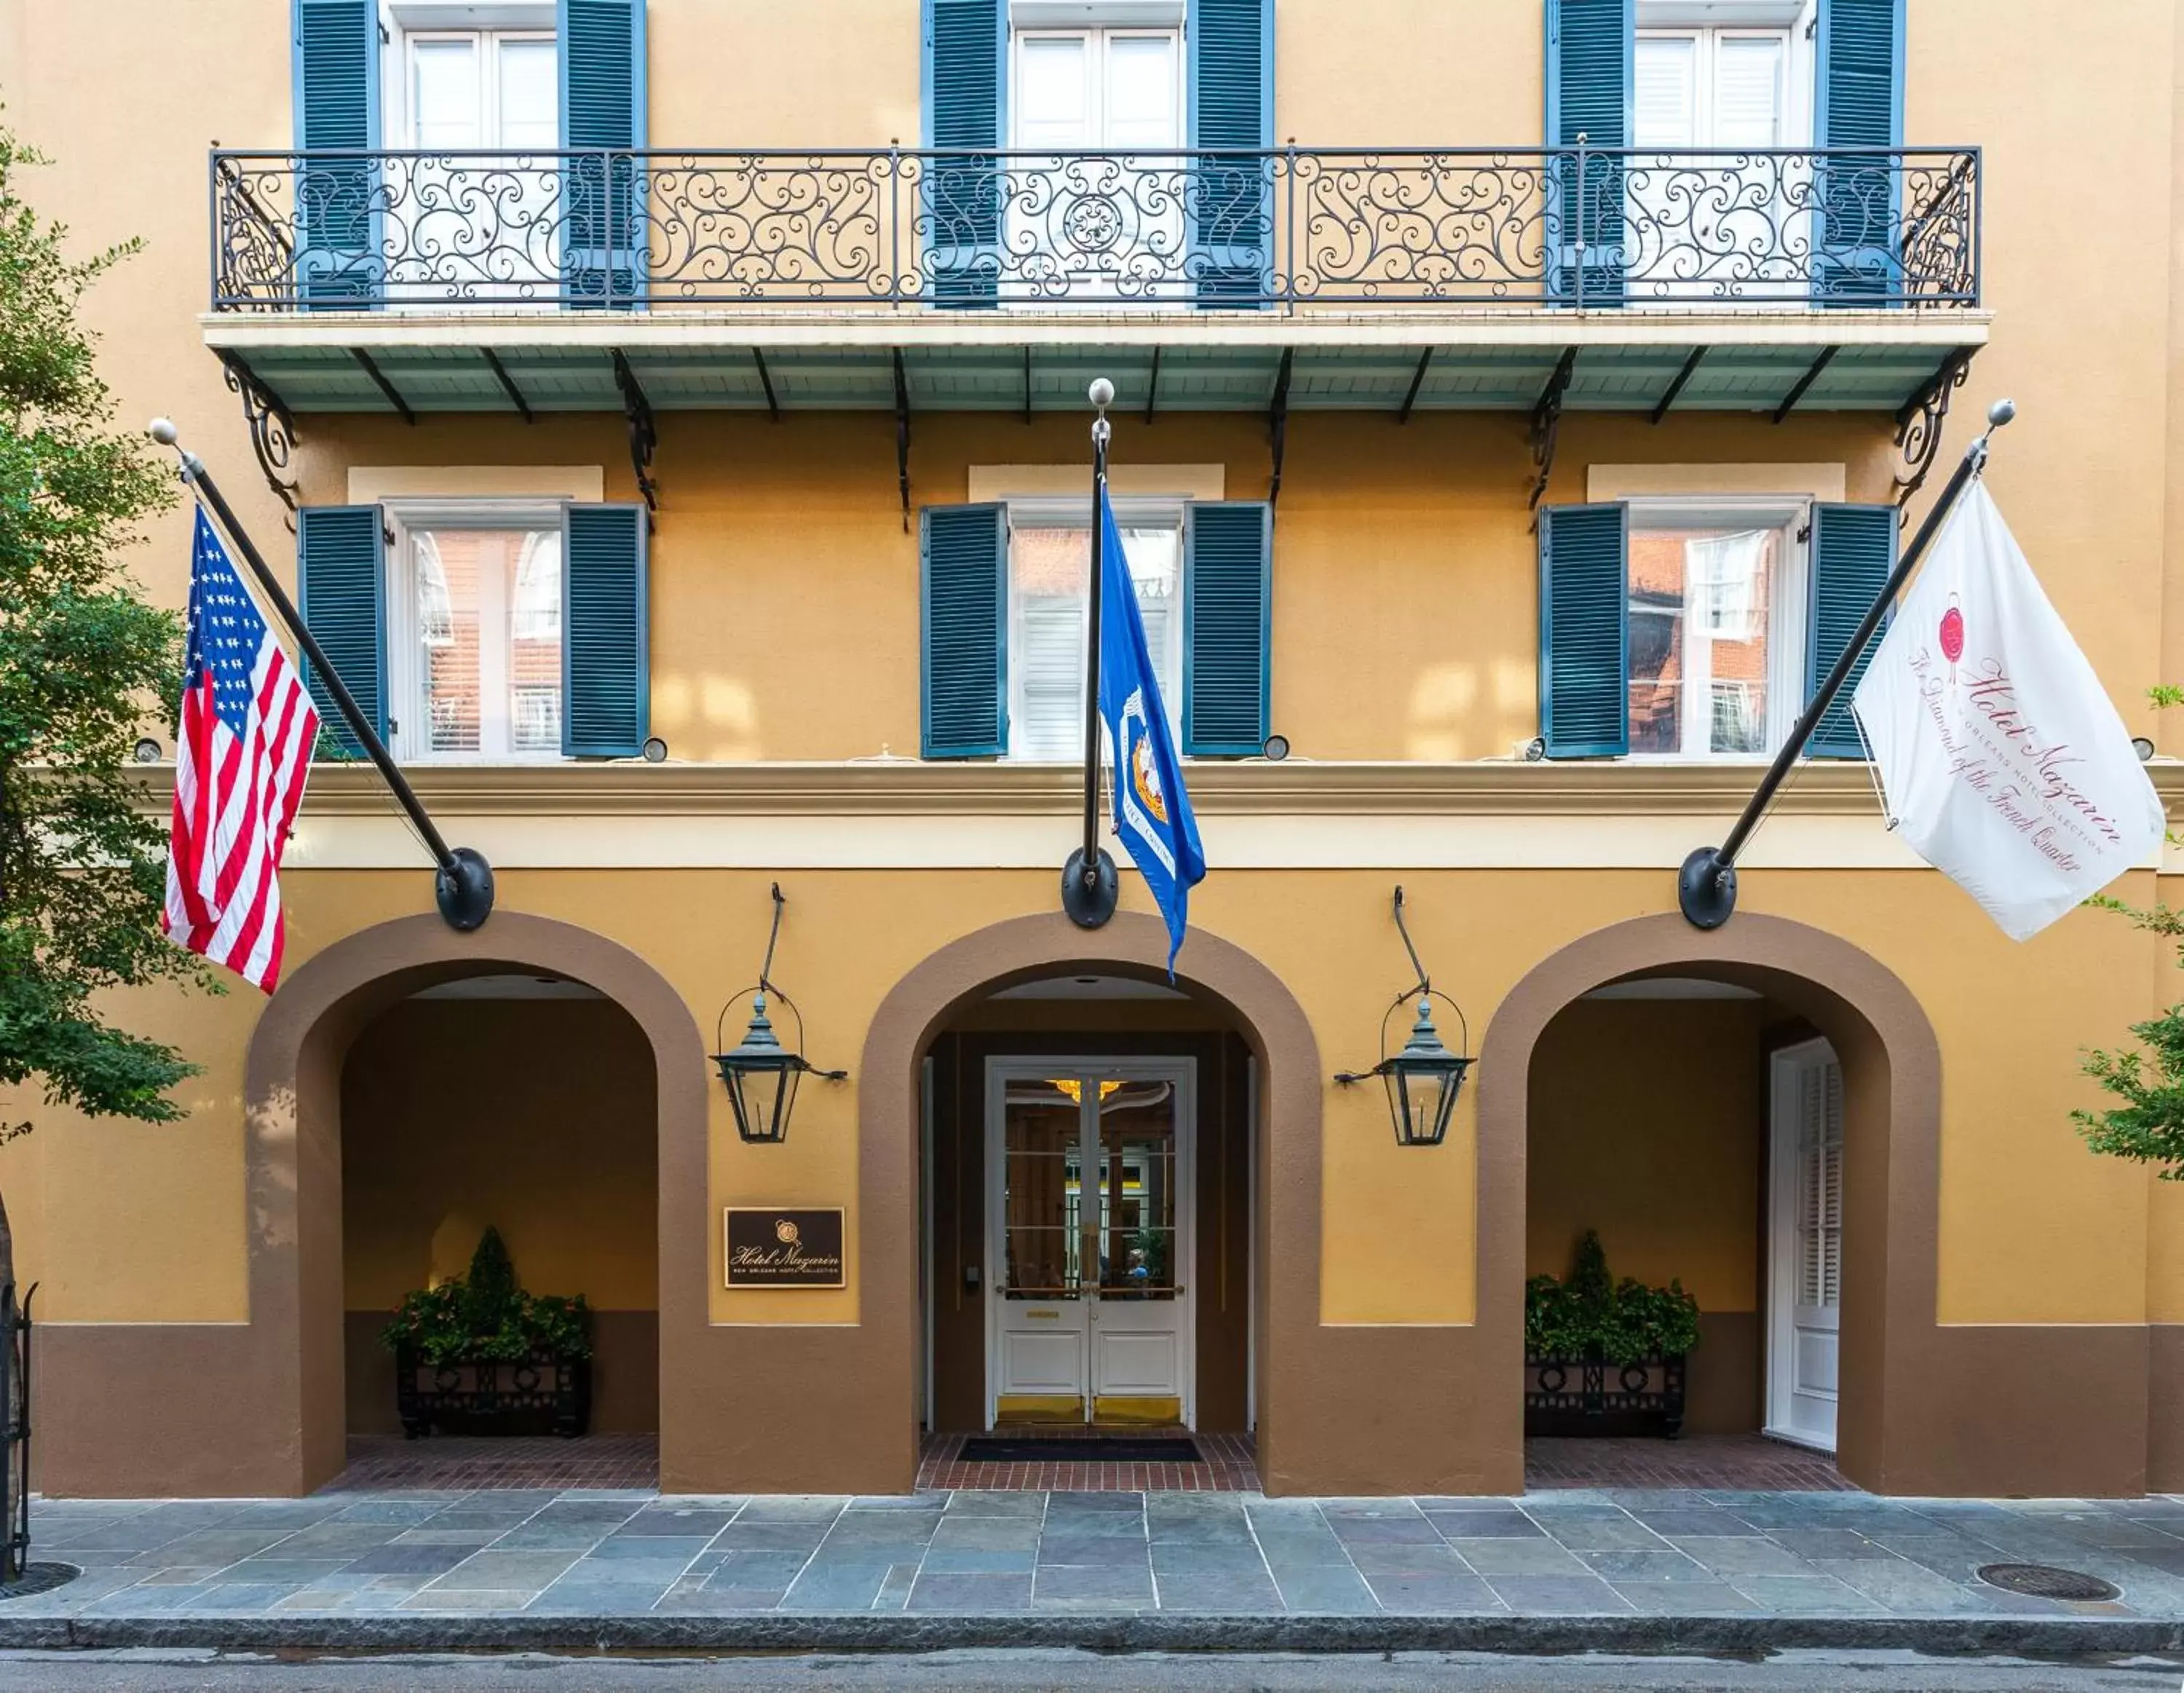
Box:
2133;736;2156;763
642;736;669;763
1334;887;1473;1148
711;883;847;1144
1261;733;1291;761
133;737;164;764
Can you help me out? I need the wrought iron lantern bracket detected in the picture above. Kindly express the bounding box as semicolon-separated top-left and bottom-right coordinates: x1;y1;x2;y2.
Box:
1527;346;1578;520
215;349;299;528
710;884;848;1144
612;349;660;521
1894;346;1976;515
893;349;912;532
1268;347;1294;510
1333;887;1475;1147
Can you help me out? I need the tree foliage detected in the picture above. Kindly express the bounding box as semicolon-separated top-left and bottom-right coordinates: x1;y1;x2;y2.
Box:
2076;892;2184;1178
0;126;209;1146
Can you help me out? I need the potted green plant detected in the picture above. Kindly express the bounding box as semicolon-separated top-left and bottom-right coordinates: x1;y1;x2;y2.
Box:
381;1227;593;1438
1524;1230;1700;1438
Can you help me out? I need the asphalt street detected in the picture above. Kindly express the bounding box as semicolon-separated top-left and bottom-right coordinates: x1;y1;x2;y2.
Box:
0;1651;2176;1691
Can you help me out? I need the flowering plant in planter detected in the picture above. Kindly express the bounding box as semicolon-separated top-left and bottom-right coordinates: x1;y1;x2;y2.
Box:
1525;1230;1700;1366
380;1226;592;1366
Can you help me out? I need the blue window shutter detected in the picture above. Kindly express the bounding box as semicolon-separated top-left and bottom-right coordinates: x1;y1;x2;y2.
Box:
922;0;1005;309
1814;0;1904;304
1188;0;1273;306
296;505;386;756
291;0;380;309
1806;502;1896;757
562;504;649;757
1184;501;1271;757
1537;502;1629;758
1543;0;1631;305
922;503;1008;758
559;0;646;306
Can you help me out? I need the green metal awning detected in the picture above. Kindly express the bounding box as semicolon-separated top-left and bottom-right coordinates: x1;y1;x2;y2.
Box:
202;311;1986;419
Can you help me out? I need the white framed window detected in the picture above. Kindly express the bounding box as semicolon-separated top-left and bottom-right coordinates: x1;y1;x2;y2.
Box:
1005;497;1182;761
1626;497;1808;758
385;502;565;761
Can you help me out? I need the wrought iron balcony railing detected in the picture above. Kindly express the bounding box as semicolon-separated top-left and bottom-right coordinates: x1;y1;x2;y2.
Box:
210;145;1979;313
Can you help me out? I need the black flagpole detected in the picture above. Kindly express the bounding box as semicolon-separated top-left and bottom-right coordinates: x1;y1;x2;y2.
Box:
1061;378;1119;928
1676;397;2015;929
149;418;496;932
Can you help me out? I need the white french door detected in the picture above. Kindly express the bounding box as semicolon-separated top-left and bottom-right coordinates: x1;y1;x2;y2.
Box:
389;28;560;301
1767;1037;1843;1451
1010;27;1184;301
1632;24;1808;300
986;1058;1195;1426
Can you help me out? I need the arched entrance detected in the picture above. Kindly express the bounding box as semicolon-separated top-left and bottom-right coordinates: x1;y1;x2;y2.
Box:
861;911;1326;1493
1479;913;1939;1495
237;912;705;1495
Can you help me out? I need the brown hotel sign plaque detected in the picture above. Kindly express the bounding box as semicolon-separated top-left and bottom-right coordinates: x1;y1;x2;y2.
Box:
724;1208;846;1288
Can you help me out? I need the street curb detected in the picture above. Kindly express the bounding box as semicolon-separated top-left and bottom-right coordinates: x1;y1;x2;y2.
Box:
0;1614;2177;1656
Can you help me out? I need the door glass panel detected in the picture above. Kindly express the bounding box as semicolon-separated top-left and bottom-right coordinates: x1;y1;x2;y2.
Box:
1000;1081;1084;1299
496;37;560;149
1094;1079;1178;1299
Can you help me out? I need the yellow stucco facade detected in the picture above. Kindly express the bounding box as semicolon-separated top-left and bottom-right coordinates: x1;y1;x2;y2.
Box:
0;0;2181;1497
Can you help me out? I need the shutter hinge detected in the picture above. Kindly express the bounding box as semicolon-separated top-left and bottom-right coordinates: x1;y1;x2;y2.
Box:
1796;520;1812;544
379;20;391;44
1804;14;1817;40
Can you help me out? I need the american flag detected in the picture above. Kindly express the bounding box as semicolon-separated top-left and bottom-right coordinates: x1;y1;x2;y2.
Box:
162;507;318;991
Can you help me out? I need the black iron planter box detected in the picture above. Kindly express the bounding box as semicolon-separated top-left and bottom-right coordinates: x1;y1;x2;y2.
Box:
1525;1349;1686;1439
395;1347;591;1439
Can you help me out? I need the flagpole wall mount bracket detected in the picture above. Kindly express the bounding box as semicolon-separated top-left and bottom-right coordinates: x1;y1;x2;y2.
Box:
436;847;497;932
1061;847;1119;929
1676;846;1738;930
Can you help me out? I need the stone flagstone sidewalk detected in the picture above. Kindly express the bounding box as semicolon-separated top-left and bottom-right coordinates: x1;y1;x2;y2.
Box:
3;1487;2182;1651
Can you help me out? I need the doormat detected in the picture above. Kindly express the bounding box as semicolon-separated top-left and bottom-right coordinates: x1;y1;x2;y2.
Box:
958;1436;1201;1464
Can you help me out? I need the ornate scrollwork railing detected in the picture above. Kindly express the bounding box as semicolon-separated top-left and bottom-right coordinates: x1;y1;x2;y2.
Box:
210;145;1979;312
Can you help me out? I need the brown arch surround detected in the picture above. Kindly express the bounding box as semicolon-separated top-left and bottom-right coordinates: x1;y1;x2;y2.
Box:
862;911;1338;1488
1478;911;2149;1499
40;911;708;1498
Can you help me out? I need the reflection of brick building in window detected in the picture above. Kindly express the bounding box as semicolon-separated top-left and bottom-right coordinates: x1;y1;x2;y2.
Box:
412;527;563;756
1628;527;1776;756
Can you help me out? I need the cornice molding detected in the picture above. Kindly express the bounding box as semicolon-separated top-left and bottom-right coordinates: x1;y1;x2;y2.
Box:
118;758;2184;821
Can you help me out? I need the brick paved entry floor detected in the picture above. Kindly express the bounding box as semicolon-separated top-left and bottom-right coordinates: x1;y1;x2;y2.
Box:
325;1435;661;1493
1526;1435;1853;1493
917;1432;1258;1492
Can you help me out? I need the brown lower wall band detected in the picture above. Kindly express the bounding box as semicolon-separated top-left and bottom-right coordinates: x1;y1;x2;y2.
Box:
2152;1325;2184;1494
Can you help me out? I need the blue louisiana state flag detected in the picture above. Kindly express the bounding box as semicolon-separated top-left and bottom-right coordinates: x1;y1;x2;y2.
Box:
1096;482;1206;974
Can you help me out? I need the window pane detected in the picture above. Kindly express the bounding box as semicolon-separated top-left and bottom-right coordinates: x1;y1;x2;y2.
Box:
1016;34;1091;148
409;526;563;758
1629;525;1777;756
1007;519;1182;759
1628;532;1687;756
1714;36;1786;149
508;529;563;753
411;39;482;151
495;38;559;150
413;530;481;753
1634;35;1699;149
1105;34;1179;148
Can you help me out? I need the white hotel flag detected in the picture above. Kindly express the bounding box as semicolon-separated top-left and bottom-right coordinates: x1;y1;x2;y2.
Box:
1850;480;2164;941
